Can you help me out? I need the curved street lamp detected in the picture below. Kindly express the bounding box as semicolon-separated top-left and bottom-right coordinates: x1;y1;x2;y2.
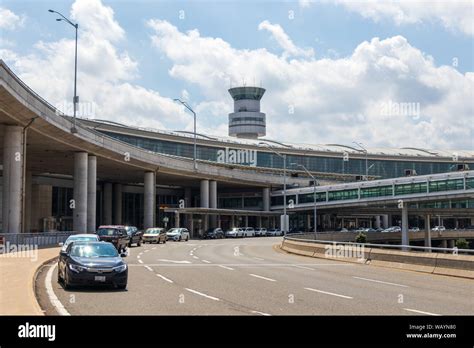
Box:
174;99;197;170
48;9;79;133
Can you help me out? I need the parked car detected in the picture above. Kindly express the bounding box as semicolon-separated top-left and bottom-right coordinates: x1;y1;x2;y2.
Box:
374;228;384;233
58;241;128;290
96;225;130;253
142;228;166;244
409;227;420;232
242;227;255;237
255;228;267;236
226;228;244;238
432;226;446;232
266;228;282;236
166;228;190;241
125;226;142;247
382;226;401;233
203;228;224;239
59;234;99;252
362;228;377;233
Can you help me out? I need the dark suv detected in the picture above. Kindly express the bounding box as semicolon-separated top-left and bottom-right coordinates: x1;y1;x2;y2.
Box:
203;228;224;239
96;226;129;253
125;226;142;247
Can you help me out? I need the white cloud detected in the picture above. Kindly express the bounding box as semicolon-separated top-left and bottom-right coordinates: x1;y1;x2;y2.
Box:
147;20;473;150
0;7;25;30
332;0;474;36
1;0;189;131
258;20;314;58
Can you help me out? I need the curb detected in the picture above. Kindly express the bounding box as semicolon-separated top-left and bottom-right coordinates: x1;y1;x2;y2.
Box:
32;255;59;316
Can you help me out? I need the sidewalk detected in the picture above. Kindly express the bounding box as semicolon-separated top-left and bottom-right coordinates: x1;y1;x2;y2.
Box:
0;247;60;315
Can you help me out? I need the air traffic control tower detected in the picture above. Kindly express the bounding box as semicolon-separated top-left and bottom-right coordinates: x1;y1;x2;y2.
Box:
228;86;266;139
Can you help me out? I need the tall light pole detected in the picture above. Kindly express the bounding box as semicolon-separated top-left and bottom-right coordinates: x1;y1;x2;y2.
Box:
174;99;197;170
291;163;317;239
353;141;368;180
48;9;78;134
259;142;287;235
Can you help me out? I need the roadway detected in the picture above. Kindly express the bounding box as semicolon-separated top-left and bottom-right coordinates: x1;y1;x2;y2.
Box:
36;237;474;315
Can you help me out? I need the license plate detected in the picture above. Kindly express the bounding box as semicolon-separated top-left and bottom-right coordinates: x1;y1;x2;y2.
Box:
94;276;106;282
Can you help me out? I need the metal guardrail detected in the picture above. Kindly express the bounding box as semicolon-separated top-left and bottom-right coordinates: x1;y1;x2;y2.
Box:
0;232;78;253
284;233;474;254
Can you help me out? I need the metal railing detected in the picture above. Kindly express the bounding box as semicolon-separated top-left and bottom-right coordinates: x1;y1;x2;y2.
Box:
0;232;78;253
284;233;474;254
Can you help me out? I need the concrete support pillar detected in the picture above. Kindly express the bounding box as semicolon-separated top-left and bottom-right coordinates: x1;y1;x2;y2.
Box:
440;239;447;249
200;180;209;232
175;210;180;228
447;239;455;249
184;187;192;230
382;215;389;229
87;156;97;232
24;171;32;233
245;216;249;227
189;215;194;237
113;183;122;225
209;180;217;228
262;187;270;211
375;216;381;229
401;204;409;248
103;183;113;225
2;126;24;234
217;215;221;228
424;214;432;251
73;152;88;233
144;171;155;229
258;216;262;228
231;215;235;228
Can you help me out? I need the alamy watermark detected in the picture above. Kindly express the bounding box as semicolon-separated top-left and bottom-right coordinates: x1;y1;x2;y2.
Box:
0;242;38;261
324;242;365;262
217;147;257;167
380;100;420;120
55;100;95;118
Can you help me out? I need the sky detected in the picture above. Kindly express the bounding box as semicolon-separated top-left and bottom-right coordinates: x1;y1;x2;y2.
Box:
0;0;473;150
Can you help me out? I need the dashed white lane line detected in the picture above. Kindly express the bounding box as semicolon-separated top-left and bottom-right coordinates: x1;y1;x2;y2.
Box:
156;274;174;283
293;265;314;271
192;256;199;259
251;310;271;316
144;250;150;253
157;259;192;264
202;260;211;264
152;247;157;250
45;264;70;316
404;308;441;316
353;276;408;288
138;259;143;264
304;287;353;299
249;274;276;282
137;255;141;259
253;257;265;261
144;265;153;272
218;265;235;271
185;288;220;301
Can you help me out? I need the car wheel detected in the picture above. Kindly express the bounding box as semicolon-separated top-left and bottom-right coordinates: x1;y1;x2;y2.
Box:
137;240;142;247
186;236;189;241
63;271;71;290
57;268;62;283
179;236;182;242
163;238;166;244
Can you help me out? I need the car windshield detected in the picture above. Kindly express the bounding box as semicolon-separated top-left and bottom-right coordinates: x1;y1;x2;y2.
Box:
146;229;160;234
97;228;119;236
67;235;97;242
167;228;179;233
70;243;118;258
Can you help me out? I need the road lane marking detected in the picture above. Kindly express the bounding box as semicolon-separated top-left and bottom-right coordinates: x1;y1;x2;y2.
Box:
293;265;314;270
144;265;153;272
202;260;211;264
185;288;220;301
304;287;353;299
138;259;143;264
193;256;199;259
404;308;441;316
249;274;276;282
157;259;192;264
152;247;156;250
45;264;70;316
251;310;271;316
127;263;353;267
144;250;150;253
253;257;265;261
218;265;234;271
156;274;174;283
137;255;141;259
353;276;408;288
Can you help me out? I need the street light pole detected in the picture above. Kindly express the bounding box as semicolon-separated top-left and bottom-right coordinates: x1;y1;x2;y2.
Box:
259;142;288;235
174;99;197;170
291;163;317;239
48;9;79;133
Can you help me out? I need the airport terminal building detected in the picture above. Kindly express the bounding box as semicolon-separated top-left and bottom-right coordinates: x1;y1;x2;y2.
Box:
1;60;473;241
